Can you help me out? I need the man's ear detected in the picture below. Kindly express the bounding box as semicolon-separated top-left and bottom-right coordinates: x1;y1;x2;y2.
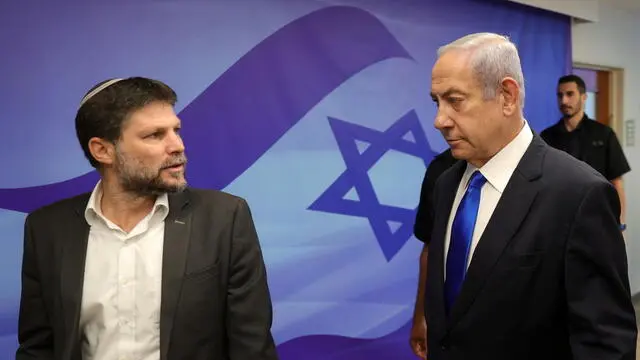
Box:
88;137;116;166
500;77;520;116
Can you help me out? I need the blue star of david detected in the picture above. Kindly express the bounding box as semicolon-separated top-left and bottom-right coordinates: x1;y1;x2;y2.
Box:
308;110;438;261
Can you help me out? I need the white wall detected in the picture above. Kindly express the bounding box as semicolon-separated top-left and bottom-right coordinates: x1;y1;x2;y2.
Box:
508;0;599;21
572;2;640;293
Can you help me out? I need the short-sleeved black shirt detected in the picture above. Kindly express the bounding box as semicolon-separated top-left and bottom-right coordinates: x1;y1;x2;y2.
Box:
414;149;458;243
540;115;631;180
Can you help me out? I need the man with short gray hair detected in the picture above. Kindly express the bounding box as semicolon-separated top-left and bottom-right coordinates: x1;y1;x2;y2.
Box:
421;33;636;359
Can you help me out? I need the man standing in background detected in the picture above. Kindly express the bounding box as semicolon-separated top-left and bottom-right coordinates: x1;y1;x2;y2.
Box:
541;74;631;230
410;149;457;358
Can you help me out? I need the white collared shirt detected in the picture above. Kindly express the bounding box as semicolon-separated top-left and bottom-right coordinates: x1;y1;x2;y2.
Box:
80;181;169;360
444;121;534;276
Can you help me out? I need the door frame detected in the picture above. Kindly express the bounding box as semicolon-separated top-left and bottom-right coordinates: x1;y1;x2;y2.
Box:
573;62;625;136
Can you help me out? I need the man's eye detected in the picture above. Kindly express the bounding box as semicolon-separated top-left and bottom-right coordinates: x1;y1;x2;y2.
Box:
146;132;161;139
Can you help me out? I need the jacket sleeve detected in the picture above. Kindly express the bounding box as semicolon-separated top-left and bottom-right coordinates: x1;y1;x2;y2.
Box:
16;213;54;360
226;198;279;360
565;180;637;359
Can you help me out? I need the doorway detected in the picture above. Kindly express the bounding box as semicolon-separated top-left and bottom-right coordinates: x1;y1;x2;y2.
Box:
572;64;624;135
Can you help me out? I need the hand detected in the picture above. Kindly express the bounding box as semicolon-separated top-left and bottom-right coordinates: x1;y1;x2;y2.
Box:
409;317;427;358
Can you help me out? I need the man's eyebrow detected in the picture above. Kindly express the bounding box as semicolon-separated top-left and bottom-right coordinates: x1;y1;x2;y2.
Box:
431;88;468;99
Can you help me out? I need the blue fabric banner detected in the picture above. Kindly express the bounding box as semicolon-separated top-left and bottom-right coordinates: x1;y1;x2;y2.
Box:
0;0;570;358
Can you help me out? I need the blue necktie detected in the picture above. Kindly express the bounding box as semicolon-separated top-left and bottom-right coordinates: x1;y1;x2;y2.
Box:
444;170;487;313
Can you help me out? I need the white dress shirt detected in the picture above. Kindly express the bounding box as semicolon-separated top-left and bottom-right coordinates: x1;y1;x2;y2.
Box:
80;181;169;360
444;121;533;277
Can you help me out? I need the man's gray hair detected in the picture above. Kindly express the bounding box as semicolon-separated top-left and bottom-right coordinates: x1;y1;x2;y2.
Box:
437;33;525;108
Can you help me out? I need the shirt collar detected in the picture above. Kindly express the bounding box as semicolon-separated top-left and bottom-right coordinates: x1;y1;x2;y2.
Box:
84;180;170;228
557;113;589;133
463;120;533;194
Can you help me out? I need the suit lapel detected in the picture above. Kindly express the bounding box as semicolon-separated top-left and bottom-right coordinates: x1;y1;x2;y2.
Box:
447;137;546;328
59;195;91;360
428;160;465;333
160;190;192;360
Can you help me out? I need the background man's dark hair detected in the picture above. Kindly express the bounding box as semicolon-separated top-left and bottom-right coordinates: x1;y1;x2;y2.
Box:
75;77;178;168
558;74;586;94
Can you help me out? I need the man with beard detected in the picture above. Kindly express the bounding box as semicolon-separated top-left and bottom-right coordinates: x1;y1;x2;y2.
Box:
541;75;630;230
16;77;278;360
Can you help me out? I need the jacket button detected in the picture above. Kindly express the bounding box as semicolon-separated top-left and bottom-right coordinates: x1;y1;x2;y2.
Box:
440;337;450;351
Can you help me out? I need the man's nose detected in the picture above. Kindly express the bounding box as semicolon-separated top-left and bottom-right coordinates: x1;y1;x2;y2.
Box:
167;132;185;153
434;112;452;130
